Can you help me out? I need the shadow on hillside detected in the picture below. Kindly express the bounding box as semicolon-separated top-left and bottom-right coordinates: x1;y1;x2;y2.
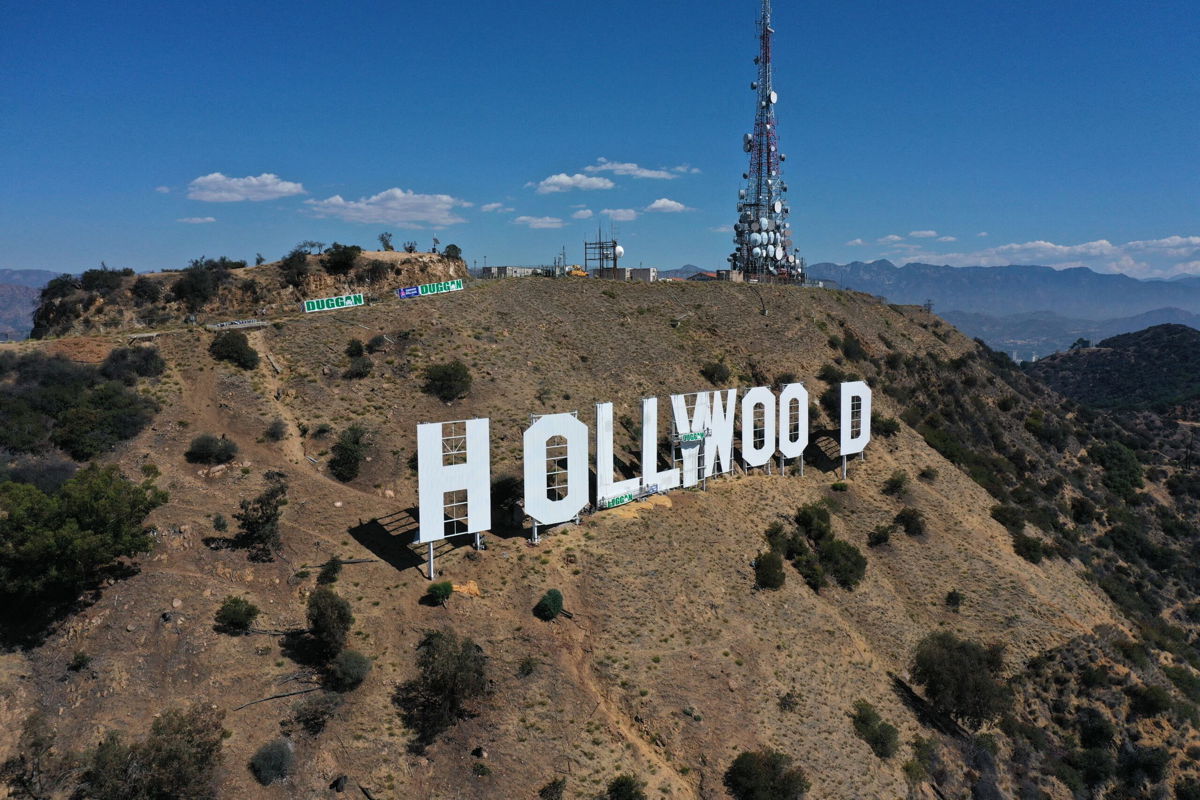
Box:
348;511;424;574
803;427;844;474
889;673;967;739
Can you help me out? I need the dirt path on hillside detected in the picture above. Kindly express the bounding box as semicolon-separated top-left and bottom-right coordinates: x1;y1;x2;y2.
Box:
562;622;693;796
245;329;308;466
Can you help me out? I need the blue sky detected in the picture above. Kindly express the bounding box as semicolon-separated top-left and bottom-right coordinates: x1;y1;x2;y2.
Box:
2;0;1197;277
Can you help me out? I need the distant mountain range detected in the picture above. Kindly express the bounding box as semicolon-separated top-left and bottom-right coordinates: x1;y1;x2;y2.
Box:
0;269;58;340
806;260;1200;318
940;307;1200;360
1028;324;1200;418
805;260;1200;357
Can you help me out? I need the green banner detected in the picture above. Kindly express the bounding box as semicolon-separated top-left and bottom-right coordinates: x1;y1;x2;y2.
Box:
303;293;364;313
599;493;635;510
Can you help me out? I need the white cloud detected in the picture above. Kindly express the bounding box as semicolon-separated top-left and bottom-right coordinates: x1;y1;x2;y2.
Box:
481;202;513;213
885;235;1200;279
571;209;594;220
584;157;675;180
937;235;957;242
710;225;733;233
877;234;904;244
305;187;468;227
187;172;306;202
977;231;989;237
177;216;216;224
909;230;938;238
672;164;701;174
155;186;171;194
845;238;867;246
513;215;565;229
532;173;615;194
645;197;690;213
602;208;638;222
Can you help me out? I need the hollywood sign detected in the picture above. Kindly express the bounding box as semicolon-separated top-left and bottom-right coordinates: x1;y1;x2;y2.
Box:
416;381;871;549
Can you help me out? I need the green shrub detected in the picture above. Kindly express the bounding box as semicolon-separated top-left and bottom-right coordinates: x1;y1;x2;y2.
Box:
990;504;1025;533
911;632;1008;729
317;558;342;585
394;629;487;749
534;589;564;620
867;525;892;548
264;419;287;441
1090;442;1144;499
831;481;848;492
918;466;938;482
172;258;236;311
841;332;868;361
215;596;259;632
1125;684;1172;718
1076;706;1115;749
83;705;226;799
279;247;310;287
307;587;354;656
288;692;341;735
101;347;165;385
329;425;368;482
234;479;287;560
1116;745;1168;788
872;414;900;437
945;589;962;612
249;738;293;785
1011;531;1044;563
0;465;164;630
208;331;259;369
794;551;826;592
345;338;365;358
423;360;472;402
428;581;453;605
321;243;362;275
69;650;92;672
328;649;371;691
131;275;161;303
794;503;833;542
538;778;567;800
882;470;909;496
606;774;647;800
755;551;786;589
724;749;810;799
343;356;373;379
185;434;238;464
851;699;900;758
700;362;731;385
366;334;388;353
894;507;925;536
818;539;867;590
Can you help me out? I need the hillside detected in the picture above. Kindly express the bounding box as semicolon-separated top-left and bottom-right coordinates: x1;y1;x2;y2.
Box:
29;250;466;339
2;279;1200;799
1028;324;1200;417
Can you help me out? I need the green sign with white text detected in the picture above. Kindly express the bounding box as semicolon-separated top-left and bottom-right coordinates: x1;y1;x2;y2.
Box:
303;293;364;313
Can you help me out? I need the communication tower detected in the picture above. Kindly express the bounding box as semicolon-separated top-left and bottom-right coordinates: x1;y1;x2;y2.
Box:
585;227;625;280
728;0;801;282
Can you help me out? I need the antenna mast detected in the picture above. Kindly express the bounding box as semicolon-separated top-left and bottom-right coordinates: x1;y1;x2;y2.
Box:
728;0;801;282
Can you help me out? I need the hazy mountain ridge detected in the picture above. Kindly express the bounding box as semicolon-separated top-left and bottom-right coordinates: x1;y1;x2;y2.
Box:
941;307;1200;359
807;259;1200;318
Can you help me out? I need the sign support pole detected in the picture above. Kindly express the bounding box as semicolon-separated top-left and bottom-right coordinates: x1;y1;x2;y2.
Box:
427;543;435;580
531;522;540;545
841;455;847;480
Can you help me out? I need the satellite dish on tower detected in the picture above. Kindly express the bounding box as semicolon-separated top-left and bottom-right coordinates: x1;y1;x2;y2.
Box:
773;200;782;213
614;245;625;258
769;90;778;104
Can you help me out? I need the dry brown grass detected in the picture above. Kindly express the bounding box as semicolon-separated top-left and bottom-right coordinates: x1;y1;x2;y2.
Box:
0;279;1121;799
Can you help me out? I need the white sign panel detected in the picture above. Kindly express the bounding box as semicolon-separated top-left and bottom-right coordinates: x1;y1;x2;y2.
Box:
523;413;590;525
416;419;491;543
840;380;872;456
641;397;681;493
740;386;777;468
596;402;640;507
777;382;809;459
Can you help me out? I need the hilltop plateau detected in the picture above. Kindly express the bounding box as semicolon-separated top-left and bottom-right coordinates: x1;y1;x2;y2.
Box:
2;277;1200;799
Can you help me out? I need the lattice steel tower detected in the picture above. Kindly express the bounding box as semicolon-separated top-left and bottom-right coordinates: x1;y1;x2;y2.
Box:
728;0;800;281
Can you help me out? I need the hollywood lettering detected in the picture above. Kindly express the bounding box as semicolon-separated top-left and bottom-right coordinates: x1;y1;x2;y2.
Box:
416;381;871;544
